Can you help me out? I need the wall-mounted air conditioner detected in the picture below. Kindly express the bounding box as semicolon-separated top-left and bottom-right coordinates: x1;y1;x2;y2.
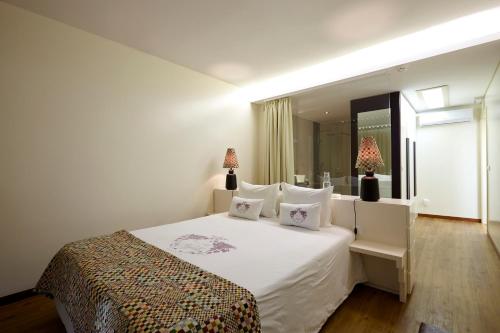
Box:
418;108;473;127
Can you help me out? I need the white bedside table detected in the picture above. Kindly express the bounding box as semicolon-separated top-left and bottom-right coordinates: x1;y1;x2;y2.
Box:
213;189;239;213
349;240;408;303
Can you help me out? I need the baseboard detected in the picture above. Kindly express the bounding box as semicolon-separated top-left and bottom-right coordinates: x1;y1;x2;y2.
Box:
0;289;35;306
418;213;481;223
363;282;399;296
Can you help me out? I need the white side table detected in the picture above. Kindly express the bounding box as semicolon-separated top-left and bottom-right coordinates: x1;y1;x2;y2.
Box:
213;189;239;214
349;240;408;303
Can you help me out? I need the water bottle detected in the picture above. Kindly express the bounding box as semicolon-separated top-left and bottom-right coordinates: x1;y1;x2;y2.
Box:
323;171;331;189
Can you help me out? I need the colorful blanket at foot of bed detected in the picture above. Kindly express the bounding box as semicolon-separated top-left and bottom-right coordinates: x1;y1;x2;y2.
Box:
36;230;260;333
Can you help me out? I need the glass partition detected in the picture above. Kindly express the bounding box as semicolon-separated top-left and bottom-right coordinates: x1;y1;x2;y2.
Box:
357;108;392;198
292;92;402;198
292;116;315;188
319;121;351;194
292;116;352;194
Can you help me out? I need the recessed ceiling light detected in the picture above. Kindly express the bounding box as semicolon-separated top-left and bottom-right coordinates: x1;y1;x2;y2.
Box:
417;86;449;109
325;111;329;115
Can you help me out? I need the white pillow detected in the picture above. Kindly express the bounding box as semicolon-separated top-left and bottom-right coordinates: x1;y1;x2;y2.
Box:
275;191;283;215
239;181;280;218
279;203;321;231
281;183;333;227
228;196;264;221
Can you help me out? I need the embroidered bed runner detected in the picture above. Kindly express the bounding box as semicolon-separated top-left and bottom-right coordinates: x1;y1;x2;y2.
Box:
36;230;260;333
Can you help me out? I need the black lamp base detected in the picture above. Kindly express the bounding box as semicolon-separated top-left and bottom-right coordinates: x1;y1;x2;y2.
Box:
360;171;380;202
225;170;237;190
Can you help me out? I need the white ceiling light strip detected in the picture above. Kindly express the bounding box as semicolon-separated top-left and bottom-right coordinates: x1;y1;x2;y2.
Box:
239;6;500;102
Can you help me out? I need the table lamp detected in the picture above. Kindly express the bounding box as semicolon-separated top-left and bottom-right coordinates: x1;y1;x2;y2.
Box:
223;148;239;190
355;136;384;201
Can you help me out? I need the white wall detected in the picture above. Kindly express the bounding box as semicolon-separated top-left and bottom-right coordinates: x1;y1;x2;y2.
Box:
480;101;488;224
485;64;500;251
416;117;480;219
0;3;257;296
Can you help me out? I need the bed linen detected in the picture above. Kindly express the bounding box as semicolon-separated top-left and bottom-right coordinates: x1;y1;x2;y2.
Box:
55;213;365;333
37;230;260;333
132;214;365;333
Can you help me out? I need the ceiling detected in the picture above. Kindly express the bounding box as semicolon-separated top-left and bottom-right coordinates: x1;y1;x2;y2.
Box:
3;0;500;87
291;40;500;122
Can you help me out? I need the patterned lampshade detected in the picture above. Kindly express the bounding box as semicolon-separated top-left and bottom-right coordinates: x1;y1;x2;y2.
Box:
223;148;239;169
355;136;384;171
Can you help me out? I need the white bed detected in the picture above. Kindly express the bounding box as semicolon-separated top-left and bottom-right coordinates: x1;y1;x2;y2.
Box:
56;213;365;333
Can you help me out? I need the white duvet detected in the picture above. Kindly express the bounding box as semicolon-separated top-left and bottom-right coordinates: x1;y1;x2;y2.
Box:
131;213;365;333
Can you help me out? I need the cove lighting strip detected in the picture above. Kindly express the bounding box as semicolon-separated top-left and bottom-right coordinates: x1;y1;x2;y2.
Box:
239;6;500;102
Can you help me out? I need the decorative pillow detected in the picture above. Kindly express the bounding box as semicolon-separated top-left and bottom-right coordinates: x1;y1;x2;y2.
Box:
239;181;280;218
281;182;333;227
228;196;264;221
279;203;321;231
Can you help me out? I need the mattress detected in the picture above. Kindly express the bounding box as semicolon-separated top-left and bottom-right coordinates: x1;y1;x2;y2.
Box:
56;213;365;333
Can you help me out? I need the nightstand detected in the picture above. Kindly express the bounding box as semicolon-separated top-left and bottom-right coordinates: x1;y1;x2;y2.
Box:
213;189;239;213
332;196;416;300
349;240;408;302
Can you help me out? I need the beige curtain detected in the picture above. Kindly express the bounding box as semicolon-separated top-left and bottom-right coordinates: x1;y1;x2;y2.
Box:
263;97;295;184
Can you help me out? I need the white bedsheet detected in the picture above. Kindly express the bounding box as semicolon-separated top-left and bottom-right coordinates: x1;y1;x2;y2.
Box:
131;213;365;333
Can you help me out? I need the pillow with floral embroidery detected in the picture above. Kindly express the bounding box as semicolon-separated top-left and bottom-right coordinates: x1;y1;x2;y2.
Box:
281;182;333;227
229;196;264;220
279;203;321;231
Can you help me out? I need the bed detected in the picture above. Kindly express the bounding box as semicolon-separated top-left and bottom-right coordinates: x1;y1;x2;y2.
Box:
50;213;365;333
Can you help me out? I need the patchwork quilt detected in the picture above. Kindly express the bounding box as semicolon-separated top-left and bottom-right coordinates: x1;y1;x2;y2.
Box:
36;230;260;333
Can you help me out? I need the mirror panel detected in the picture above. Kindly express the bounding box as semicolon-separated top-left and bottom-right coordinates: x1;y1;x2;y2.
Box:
357;108;392;198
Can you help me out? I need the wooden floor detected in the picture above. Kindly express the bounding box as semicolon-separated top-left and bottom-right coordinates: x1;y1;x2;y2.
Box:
321;217;500;333
1;217;499;333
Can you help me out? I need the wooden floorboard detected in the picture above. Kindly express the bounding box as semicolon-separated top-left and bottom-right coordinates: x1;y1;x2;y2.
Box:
0;294;64;333
321;217;500;333
0;217;499;333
